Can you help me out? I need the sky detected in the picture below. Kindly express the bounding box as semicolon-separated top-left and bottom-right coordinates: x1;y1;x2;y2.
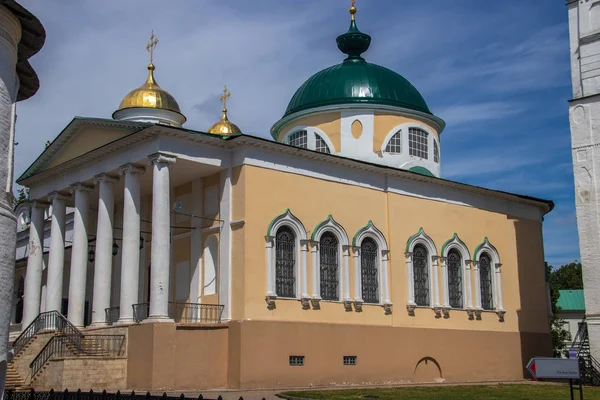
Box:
14;0;576;267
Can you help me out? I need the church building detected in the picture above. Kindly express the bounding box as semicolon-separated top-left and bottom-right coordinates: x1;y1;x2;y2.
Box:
8;3;553;391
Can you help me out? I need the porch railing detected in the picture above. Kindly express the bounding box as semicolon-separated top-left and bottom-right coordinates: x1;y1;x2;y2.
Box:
132;302;224;324
13;311;82;357
105;307;120;325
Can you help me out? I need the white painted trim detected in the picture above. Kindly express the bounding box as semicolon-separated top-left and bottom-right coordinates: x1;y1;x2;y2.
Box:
473;238;503;313
406;229;439;308
441;235;470;310
281;126;336;154
353;221;389;306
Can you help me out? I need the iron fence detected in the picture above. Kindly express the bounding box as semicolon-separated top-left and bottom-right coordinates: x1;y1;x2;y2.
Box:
13;311;82;357
132;303;223;324
30;335;126;377
105;307;120;325
3;390;265;400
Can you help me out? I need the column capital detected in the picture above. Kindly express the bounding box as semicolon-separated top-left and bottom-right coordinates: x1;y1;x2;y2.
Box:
47;191;70;202
70;183;94;194
148;153;176;166
31;200;49;209
119;163;146;176
94;173;119;185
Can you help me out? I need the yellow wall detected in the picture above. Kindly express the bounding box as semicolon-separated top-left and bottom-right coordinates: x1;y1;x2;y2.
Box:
373;112;439;151
238;165;549;335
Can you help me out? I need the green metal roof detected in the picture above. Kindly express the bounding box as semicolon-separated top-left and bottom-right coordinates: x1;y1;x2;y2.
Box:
409;166;435;177
557;289;585;312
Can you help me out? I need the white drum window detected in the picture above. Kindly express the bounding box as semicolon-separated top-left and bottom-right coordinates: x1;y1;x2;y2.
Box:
434;140;439;163
409;128;428;159
315;134;331;154
385;131;402;154
288;130;308;149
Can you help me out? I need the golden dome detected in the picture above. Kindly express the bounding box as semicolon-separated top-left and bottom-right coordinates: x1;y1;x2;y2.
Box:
208;86;241;135
118;63;181;113
208;108;242;135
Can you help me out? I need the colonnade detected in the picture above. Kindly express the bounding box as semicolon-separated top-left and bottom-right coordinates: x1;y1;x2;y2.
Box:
21;153;176;328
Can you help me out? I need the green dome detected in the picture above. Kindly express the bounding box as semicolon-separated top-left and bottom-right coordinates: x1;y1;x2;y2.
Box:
284;60;431;117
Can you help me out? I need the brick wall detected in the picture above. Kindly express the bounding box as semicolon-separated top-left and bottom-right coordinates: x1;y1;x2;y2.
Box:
34;357;127;391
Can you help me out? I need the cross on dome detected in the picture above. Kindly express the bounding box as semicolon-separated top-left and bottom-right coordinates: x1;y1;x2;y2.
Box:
220;85;231;111
146;31;159;65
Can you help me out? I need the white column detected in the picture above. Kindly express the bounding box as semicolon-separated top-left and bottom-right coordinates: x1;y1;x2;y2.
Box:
465;260;473;309
473;261;482;309
91;174;117;326
441;257;450;308
353;246;362;302
265;236;275;297
342;245;351;302
310;243;320;300
300;240;310;306
67;184;92;327
147;153;175;321
405;252;415;307
22;201;47;327
381;251;392;311
118;164;144;323
432;256;440;307
46;192;68;314
218;167;232;320
495;263;504;311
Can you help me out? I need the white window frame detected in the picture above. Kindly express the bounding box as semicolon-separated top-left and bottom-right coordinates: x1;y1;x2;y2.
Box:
265;209;308;309
473;237;505;321
352;221;391;313
440;234;471;317
283;126;335;154
310;215;350;309
405;228;440;316
433;139;440;163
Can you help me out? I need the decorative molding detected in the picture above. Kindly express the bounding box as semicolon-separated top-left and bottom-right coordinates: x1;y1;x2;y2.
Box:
434;306;443;318
300;297;311;310
266;208;307;238
93;173;119;185
353;220;388;249
47;191;70;202
69;183;93;194
119;163;146;176
442;306;451;318
343;300;353;312
497;309;506;322
311;297;321;310
148;153;177;166
265;295;276;310
383;302;392;315
354;300;363;312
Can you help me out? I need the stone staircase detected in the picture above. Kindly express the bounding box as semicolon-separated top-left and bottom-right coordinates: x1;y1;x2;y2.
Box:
5;331;55;390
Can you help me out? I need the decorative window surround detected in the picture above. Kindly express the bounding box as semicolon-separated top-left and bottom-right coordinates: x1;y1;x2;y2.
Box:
405;228;439;317
352;221;391;314
473;237;505;321
440;233;471;318
283;126;336;154
310;215;351;310
265;209;308;309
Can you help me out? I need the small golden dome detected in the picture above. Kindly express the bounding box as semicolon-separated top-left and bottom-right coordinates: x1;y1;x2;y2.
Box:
118;63;181;113
208;108;241;135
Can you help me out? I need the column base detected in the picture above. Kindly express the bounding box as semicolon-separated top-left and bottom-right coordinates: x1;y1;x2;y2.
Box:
141;316;174;324
88;322;109;328
116;318;136;325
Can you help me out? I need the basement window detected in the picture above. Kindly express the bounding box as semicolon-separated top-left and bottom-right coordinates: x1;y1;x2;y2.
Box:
289;355;305;366
343;356;357;366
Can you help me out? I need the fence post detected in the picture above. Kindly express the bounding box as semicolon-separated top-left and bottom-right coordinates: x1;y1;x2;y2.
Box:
49;388;54;400
28;388;35;400
145;392;151;400
162;393;167;400
198;396;203;400
102;389;107;400
5;389;13;400
130;391;135;400
116;390;121;400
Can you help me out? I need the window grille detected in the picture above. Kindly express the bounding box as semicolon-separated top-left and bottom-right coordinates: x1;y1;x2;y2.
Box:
289;130;308;149
320;232;339;301
413;244;429;306
275;226;296;298
447;249;463;309
434;140;439;163
385;131;402;154
315;134;331;154
479;252;494;310
289;355;304;366
343;356;357;366
409;128;428;159
361;238;379;304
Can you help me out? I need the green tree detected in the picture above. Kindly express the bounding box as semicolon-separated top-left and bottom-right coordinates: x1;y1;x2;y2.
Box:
12;188;29;209
547;261;584;357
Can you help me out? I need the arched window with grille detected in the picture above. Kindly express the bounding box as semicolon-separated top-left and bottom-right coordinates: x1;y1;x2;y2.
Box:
409;128;429;159
319;232;339;301
315;134;331;154
479;252;494;310
361;238;379;304
447;249;463;309
434;140;439;163
413;244;430;306
385;131;402;154
288;130;308;149
275;226;296;298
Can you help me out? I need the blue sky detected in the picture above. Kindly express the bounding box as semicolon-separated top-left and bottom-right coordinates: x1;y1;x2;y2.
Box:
15;0;576;267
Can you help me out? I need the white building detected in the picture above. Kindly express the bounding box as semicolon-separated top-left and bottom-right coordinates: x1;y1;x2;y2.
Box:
568;0;600;361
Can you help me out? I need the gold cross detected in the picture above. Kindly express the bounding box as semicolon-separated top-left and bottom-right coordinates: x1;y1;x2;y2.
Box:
146;31;159;64
350;0;357;20
219;85;231;109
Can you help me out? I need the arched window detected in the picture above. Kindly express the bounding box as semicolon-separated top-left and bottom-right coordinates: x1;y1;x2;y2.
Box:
409;128;428;159
275;226;296;298
319;232;339;301
447;249;463;309
315;134;331;154
288;130;308;149
361;238;379;304
434;140;439;163
479;252;494;310
413;244;430;306
385;131;402;154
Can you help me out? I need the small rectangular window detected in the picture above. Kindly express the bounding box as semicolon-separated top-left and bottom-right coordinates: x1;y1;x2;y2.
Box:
289;355;305;366
343;356;357;366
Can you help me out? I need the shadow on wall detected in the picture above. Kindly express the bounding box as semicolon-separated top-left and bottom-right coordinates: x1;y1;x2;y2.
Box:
0;360;6;394
512;217;553;378
414;357;443;383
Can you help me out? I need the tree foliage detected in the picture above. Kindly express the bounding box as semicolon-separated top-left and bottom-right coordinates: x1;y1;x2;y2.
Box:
12;188;29;209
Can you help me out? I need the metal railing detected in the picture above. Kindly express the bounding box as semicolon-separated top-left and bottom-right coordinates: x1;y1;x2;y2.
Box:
13;311;82;357
570;319;600;386
30;334;126;377
132;302;224;324
105;307;120;325
3;389;246;400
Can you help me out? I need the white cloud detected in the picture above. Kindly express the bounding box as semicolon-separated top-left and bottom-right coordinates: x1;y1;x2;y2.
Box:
437;102;523;126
